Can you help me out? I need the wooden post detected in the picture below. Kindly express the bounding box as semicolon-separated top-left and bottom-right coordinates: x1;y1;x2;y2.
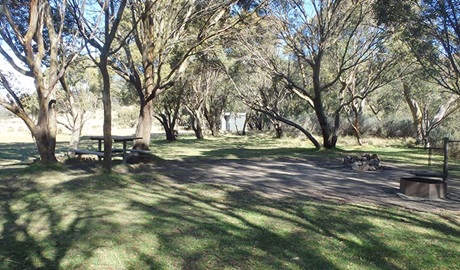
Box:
428;148;432;166
443;137;449;182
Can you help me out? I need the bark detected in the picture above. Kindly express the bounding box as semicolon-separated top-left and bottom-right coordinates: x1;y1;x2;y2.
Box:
33;96;57;164
274;122;283;138
313;94;337;149
157;113;178;141
350;110;363;146
403;83;423;144
187;108;204;140
190;113;204;140
99;63;112;171
134;101;153;150
204;102;224;136
59;77;86;153
68;115;83;150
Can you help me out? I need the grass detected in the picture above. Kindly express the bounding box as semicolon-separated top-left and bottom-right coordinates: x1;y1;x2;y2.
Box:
1;133;460;269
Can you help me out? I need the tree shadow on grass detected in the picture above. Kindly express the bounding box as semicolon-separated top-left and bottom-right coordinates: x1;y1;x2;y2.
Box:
126;177;460;269
0;141;72;164
0;173;136;270
2;157;460;269
0;142;38;162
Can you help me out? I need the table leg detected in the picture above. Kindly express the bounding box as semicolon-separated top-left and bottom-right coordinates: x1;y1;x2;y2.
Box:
98;139;102;161
122;141;127;164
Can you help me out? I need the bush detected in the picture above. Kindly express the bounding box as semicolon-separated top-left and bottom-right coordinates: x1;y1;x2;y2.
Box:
116;106;139;128
378;119;414;138
340;116;414;139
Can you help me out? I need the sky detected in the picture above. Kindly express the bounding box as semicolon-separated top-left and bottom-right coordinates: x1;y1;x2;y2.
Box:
0;47;36;96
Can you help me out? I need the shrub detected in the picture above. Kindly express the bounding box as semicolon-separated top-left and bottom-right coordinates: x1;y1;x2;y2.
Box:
116;106;139;128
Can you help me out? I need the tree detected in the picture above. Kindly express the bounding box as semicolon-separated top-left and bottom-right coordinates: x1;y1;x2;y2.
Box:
0;0;79;164
339;42;404;145
154;80;185;141
230;62;318;143
57;58;101;151
110;0;267;150
69;0;128;172
182;53;229;139
245;0;392;148
375;0;460;94
403;77;459;147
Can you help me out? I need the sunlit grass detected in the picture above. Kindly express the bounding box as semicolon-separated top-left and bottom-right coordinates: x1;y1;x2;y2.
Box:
1;134;460;269
149;133;454;171
0;169;459;269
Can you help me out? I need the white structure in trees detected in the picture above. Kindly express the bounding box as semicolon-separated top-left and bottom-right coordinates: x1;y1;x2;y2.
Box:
221;112;246;133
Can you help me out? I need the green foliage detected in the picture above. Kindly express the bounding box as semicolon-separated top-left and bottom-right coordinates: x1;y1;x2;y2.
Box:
116;105;139;128
19;92;39;119
375;0;460;93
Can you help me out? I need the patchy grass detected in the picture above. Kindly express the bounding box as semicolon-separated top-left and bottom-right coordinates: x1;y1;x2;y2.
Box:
150;134;456;172
1;134;460;269
0;169;459;270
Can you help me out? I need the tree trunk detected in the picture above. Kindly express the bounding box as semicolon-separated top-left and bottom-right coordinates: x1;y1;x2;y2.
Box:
403;83;423;144
100;63;112;172
205;112;220;136
134;101;153;150
313;96;336;148
274;122;283;138
204;104;222;136
349;102;363;145
190;110;204;140
255;108;321;149
33;95;57;164
68;114;83;152
158;114;177;141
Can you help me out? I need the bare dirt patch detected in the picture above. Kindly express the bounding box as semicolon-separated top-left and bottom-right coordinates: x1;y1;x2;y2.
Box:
131;156;460;213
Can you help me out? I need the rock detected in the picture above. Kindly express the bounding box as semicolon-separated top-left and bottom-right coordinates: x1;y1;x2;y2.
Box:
345;153;381;172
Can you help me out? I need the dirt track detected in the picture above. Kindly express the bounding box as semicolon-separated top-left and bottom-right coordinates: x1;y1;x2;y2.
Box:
144;157;460;213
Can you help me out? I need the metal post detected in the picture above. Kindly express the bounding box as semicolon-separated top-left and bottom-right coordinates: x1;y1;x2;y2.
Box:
443;137;449;182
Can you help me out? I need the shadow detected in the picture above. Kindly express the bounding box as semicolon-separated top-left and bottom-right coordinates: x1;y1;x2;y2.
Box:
1;160;460;269
0;142;38;162
125;175;460;269
1;135;460;269
0;172;143;270
133;156;460;211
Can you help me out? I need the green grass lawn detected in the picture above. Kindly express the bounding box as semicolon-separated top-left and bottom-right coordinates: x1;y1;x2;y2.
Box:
1;134;459;269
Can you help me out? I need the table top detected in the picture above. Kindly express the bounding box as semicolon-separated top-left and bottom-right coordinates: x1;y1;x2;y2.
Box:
90;135;142;141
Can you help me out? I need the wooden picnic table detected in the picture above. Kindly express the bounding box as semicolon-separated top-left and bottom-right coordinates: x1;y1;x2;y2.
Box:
90;135;142;163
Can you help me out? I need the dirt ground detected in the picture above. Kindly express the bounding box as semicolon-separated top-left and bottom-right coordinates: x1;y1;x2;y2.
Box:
132;156;460;213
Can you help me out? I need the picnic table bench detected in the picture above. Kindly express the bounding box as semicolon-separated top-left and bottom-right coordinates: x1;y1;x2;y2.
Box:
69;135;151;163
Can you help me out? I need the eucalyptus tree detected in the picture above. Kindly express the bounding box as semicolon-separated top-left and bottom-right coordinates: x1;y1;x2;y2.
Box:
237;0;391;148
235;67;317;140
57;58;101;151
182;53;229;139
403;74;460;147
339;40;404;145
69;0;128;172
110;0;267;150
0;0;80;164
154;79;186;141
375;0;460;95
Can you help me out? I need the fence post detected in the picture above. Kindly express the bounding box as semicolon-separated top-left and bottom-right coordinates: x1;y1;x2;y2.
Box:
443;137;449;182
428;148;432;166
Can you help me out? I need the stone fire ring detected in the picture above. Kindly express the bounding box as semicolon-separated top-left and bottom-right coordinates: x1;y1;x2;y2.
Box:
400;177;447;199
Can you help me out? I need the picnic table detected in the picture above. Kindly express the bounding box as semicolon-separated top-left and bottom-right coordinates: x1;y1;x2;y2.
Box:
70;135;145;164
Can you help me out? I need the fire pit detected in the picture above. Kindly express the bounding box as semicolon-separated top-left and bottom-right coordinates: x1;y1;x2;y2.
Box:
400;177;446;199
